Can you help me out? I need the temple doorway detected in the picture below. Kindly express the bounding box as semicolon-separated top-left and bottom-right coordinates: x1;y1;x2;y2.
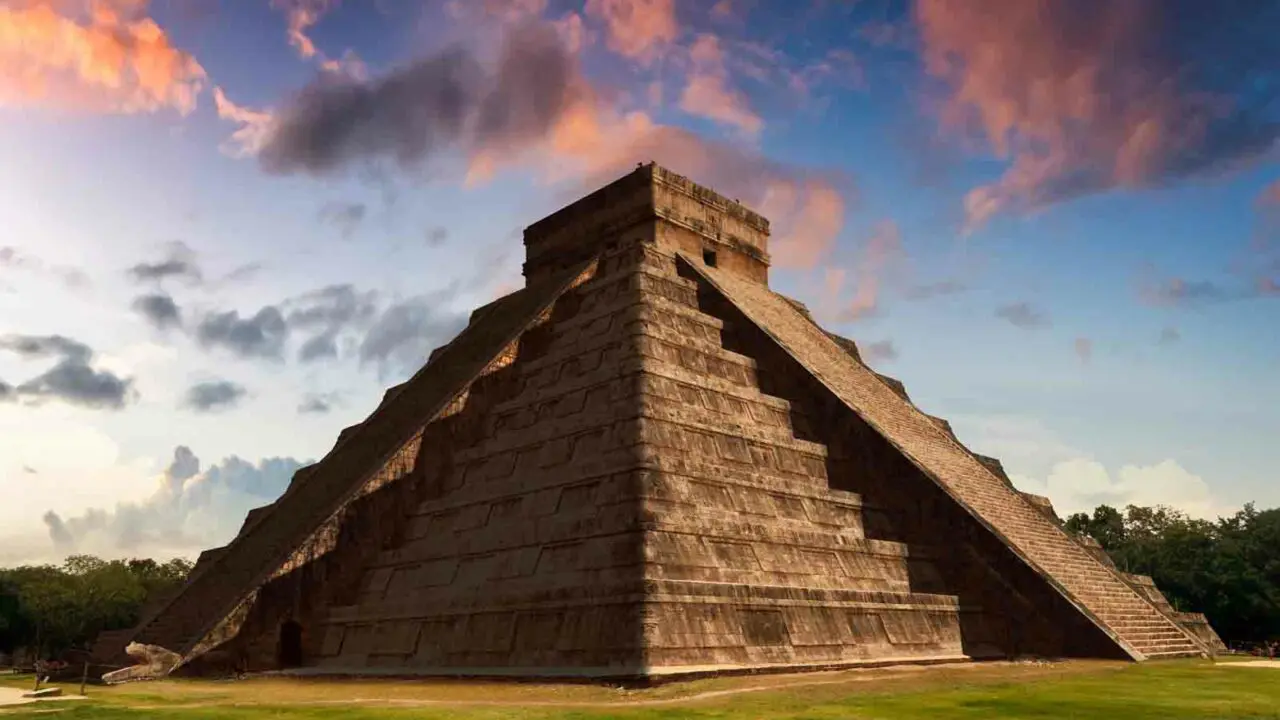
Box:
278;620;303;668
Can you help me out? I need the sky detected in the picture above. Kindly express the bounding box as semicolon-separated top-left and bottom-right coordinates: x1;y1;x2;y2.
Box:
0;0;1277;566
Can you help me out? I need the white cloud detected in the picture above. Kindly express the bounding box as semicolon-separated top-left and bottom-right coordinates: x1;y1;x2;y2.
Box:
1012;457;1230;520
34;447;308;564
0;405;159;533
945;413;1086;478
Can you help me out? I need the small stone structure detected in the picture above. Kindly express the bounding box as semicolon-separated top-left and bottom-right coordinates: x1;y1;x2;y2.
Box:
94;164;1219;681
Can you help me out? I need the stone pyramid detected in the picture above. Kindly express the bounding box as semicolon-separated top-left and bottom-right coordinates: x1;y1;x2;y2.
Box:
98;164;1222;682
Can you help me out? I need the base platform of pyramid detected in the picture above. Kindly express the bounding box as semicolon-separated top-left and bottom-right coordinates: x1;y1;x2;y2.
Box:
95;164;1220;682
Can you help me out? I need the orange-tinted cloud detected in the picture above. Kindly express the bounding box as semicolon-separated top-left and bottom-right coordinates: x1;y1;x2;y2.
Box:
270;0;365;78
678;33;761;135
0;0;206;114
916;0;1280;232
271;0;333;60
584;0;678;65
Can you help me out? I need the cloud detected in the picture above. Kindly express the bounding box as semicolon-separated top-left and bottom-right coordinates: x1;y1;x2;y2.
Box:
425;226;449;247
0;334;134;409
213;86;274;158
678;33;761;135
257;19;583;177
131;292;182;331
1013;457;1229;520
317;201;367;239
1158;326;1181;345
41;445;308;559
0;0;207;114
1138;275;1231;307
359;290;469;380
829;219;904;322
182;380;247;413
270;0;365;77
297;391;339;414
995;301;1049;329
1074;336;1092;365
904;279;968;300
247;1;850;271
860;339;897;364
271;0;335;61
195;306;289;361
0;246;90;288
916;0;1280;231
283;283;380;363
126;241;202;285
584;0;678;65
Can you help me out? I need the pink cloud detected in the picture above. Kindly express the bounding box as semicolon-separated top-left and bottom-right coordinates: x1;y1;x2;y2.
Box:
916;0;1280;232
583;0;678;65
678;33;762;135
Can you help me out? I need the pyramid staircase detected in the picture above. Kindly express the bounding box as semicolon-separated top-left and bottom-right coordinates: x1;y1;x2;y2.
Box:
680;254;1205;660
121;261;599;664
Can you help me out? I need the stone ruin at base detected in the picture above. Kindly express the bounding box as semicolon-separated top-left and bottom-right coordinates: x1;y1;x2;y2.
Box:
92;164;1226;682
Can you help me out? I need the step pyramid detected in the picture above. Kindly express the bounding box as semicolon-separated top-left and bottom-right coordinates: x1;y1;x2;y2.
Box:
102;164;1213;681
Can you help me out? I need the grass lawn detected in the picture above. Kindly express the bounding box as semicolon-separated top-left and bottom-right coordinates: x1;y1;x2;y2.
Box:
2;659;1278;719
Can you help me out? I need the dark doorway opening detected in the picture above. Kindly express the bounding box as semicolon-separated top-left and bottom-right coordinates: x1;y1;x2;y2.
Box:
278;620;303;668
703;248;717;267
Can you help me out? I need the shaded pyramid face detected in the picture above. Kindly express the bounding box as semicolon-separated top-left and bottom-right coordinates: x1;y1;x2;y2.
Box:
112;165;1215;680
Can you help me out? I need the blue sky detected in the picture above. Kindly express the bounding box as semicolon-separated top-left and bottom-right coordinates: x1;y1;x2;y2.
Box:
0;0;1277;565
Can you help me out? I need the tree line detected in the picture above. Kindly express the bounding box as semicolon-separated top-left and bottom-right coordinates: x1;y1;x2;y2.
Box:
1065;503;1280;647
1;502;1277;662
0;555;193;662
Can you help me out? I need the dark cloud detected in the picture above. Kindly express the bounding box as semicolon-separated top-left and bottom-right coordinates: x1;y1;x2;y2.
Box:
183;380;247;412
196;306;289;360
425;225;448;247
1;246;91;289
16;362;134;409
258;21;577;176
285;284;380;330
0;334;133;409
284;284;380;363
131;293;183;331
318;201;368;239
166;445;201;486
358;289;468;379
297;332;338;362
298;392;339;414
861;340;898;364
43;511;74;549
1140;277;1231;306
127;241;203;285
43;447;308;556
0;334;91;362
995;302;1050;329
904;280;968;300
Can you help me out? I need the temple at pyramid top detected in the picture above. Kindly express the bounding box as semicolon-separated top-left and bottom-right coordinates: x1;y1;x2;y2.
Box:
522;163;771;286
